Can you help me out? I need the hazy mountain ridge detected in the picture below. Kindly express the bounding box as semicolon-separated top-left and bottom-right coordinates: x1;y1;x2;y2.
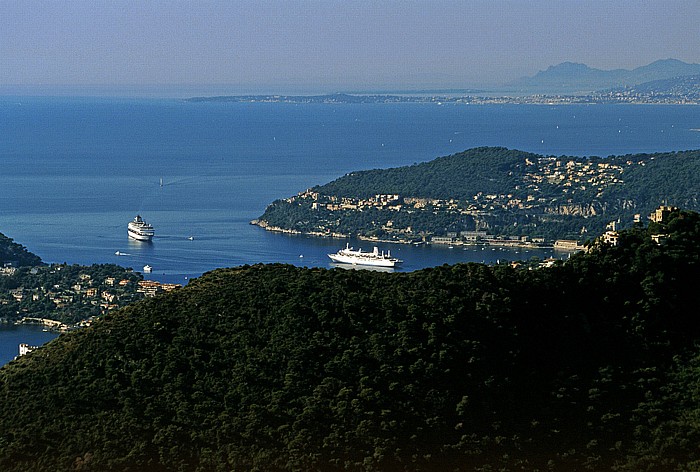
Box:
507;58;700;93
601;74;700;99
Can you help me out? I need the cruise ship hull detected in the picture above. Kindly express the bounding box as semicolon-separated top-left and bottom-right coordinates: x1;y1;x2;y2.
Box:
328;253;397;267
128;215;154;242
127;229;153;242
327;244;401;268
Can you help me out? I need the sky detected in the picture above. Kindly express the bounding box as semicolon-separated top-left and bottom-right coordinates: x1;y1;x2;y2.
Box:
1;0;699;93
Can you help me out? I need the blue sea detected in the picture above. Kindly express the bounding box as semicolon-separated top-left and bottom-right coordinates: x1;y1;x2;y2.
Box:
0;324;59;366
1;98;698;278
1;98;699;363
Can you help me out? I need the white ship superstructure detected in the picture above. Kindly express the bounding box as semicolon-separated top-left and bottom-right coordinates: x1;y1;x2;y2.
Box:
128;215;155;242
328;243;402;268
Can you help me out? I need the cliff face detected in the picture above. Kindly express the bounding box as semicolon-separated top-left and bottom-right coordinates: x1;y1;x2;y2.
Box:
546;202;604;217
545;199;638;216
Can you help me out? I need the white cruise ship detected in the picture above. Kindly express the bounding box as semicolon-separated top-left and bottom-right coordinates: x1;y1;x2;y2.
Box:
328;243;402;268
128;215;155;242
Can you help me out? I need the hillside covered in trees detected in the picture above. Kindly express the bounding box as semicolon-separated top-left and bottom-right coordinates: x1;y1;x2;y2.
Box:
0;232;42;267
255;147;700;242
1;209;700;470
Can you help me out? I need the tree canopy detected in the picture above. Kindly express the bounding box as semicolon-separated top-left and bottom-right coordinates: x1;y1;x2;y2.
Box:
1;209;700;470
0;232;42;267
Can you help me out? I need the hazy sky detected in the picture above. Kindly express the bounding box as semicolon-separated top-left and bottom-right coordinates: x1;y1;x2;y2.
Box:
1;0;699;92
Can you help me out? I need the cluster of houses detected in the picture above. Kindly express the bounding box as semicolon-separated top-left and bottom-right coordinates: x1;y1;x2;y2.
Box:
600;205;677;248
99;278;181;300
295;155;632;217
278;155;647;246
136;280;181;297
286;179;678;253
2;272;135;314
523;156;627;200
1;267;182;332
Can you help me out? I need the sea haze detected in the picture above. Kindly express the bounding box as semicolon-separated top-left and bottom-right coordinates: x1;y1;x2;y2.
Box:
0;97;699;284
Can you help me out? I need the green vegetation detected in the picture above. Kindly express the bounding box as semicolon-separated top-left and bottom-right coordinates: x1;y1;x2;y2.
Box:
0;232;42;267
0;263;145;325
1;209;700;470
256;147;700;242
316;147;532;200
0;231;147;325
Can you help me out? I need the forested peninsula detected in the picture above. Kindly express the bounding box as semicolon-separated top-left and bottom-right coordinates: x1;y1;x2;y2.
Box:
254;147;700;245
2;208;700;470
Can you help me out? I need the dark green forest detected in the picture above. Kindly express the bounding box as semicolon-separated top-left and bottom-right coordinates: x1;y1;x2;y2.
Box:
314;148;700;205
0;232;43;267
315;147;533;200
1;209;700;471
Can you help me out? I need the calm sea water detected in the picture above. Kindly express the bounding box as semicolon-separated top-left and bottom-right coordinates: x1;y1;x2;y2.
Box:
1;98;698;282
0;97;700;282
1;98;699;364
0;324;59;366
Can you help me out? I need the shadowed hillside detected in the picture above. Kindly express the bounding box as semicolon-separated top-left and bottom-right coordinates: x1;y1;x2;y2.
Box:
1;209;700;470
0;232;42;267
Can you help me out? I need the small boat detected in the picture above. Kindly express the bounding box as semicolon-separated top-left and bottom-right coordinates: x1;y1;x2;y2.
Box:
187;236;194;240
143;265;152;273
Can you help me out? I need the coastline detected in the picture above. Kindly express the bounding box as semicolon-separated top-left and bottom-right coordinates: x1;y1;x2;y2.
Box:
12;316;82;333
250;219;582;252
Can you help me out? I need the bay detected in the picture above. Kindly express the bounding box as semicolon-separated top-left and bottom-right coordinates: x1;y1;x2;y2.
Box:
0;98;698;283
1;97;699;367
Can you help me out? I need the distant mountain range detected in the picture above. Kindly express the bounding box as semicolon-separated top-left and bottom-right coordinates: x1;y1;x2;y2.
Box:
186;59;700;105
507;58;700;93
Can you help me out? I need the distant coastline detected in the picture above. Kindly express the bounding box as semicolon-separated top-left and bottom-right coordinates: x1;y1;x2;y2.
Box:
186;60;700;106
250;218;581;252
185;90;700;106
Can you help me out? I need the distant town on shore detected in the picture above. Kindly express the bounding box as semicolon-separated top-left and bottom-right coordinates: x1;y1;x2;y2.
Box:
187;58;700;106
